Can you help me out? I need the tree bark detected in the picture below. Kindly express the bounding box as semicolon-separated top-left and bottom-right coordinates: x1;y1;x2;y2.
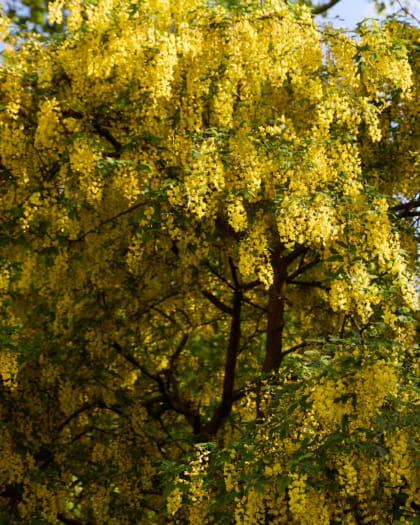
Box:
263;249;287;373
204;265;242;435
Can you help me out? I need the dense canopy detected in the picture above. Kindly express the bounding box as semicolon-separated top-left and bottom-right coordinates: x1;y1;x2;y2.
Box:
0;0;419;523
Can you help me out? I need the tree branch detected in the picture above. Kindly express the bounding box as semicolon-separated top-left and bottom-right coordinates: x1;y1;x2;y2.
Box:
112;342;159;382
205;262;234;289
202;290;234;315
56;401;122;433
311;0;342;15
91;121;122;154
204;269;242;435
72;201;147;242
287;255;320;282
113;341;201;433
62;108;122;154
395;0;420;24
243;279;261;291
391;198;420;219
281;340;324;357
169;333;189;368
285;245;308;265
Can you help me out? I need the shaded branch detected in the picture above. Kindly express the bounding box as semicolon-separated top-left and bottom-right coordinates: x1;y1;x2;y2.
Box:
287;255;321;282
202;258;255;315
205;263;234;289
152;306;177;325
169;333;189;368
113;342;201;433
113;342;159;382
285;245;308;265
243;279;261;291
72;201;147;242
229;256;240;288
92;121;122;153
239;308;266;355
242;295;266;312
202;290;234;315
56;401;122;433
215;214;242;241
62;108;122;154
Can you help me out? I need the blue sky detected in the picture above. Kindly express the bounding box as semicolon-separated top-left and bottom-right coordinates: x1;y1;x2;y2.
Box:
323;0;384;28
316;0;420;30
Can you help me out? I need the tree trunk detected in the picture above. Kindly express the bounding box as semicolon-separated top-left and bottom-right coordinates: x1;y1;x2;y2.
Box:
203;284;242;435
263;249;287;372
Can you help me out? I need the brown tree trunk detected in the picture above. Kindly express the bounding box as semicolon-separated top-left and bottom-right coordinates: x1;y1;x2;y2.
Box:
263;249;287;372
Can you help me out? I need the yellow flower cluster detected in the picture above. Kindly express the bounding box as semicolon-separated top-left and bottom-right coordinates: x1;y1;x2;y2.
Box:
235;487;266;525
69;141;102;204
0;429;27;496
0;349;17;388
227;197;248;233
352;359;398;428
167;448;210;523
309;375;353;429
18;479;63;523
382;428;419;510
329;262;381;323
34;98;62;152
167;486;184;517
359;21;413;100
310;356;399;430
277;194;340;249
239;224;272;288
47;0;64;25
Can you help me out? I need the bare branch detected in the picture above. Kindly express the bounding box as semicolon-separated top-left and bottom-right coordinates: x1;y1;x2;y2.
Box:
391;198;420;219
92;121;122;153
311;0;342;16
395;0;420;24
285;245;308;265
242;295;267;312
205;263;233;289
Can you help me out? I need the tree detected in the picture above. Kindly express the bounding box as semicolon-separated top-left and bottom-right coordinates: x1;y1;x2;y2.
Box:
1;0;416;34
0;0;419;523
